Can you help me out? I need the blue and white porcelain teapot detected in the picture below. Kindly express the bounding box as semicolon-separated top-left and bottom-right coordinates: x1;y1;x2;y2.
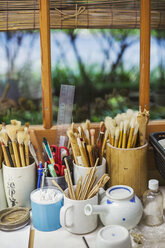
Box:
84;185;143;230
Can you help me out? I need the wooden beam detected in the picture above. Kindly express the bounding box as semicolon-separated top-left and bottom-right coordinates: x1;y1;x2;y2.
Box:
39;0;52;129
139;0;151;111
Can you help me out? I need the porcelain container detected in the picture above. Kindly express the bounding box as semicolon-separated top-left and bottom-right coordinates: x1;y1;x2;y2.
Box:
84;185;143;230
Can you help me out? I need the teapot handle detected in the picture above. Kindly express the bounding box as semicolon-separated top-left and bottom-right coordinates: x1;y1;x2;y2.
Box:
98;187;106;201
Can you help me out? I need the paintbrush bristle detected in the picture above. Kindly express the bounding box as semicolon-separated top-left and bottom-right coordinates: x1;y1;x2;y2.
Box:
120;121;124;131
86;119;90;130
115;126;120;139
115;114;122;126
123;120;129;133
0;129;8;146
24;131;30;146
6;125;19;141
67;129;76;141
17;131;25;144
10;120;21;127
110;125;115;138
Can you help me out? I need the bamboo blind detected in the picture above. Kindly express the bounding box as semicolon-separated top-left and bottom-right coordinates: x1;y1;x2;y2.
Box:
0;0;165;31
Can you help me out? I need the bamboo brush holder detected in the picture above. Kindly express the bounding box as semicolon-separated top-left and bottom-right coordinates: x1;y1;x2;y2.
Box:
106;141;148;197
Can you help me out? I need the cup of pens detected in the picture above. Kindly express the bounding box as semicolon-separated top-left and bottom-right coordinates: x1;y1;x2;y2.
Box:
0;121;36;208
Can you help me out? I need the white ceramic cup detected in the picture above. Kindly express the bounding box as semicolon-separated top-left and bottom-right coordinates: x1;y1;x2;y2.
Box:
3;162;36;208
73;157;106;185
0;168;7;210
96;225;132;248
60;186;98;234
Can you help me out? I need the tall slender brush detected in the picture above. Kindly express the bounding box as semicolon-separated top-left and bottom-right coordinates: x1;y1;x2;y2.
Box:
118;121;123;148
127;118;135;148
122;120;129;148
17;130;26;167
6;125;21;167
114;126;120;147
24;127;30;166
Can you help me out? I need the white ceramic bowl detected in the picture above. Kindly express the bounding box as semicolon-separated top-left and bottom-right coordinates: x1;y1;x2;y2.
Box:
73;157;106;185
96;225;132;248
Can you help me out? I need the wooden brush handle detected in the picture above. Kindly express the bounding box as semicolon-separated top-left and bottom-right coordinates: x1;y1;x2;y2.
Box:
2;145;11;167
127;128;134;148
122;133;127;148
79;146;90;167
87;145;94;167
12;141;21;167
19;144;26;167
25;145;29;166
118;131;123;148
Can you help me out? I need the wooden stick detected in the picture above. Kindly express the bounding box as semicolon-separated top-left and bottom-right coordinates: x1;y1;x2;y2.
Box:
64;158;75;200
77;138;89;167
75;176;82;200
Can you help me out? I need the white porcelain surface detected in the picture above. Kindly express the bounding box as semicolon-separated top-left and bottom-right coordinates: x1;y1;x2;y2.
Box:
73;157;106;185
60;186;98;234
96;225;132;248
0;168;7;210
3;162;36;208
84;185;143;230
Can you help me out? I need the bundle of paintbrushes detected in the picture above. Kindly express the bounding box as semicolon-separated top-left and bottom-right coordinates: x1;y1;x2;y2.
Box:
105;108;149;149
53;158;110;200
0;120;31;167
67;120;107;167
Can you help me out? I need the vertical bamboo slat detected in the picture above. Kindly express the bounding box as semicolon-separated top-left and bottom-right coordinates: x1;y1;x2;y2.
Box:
139;0;151;111
106;142;148;197
39;0;52;129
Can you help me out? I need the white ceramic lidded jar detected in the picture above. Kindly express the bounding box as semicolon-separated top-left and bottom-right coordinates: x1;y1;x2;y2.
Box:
84;185;143;230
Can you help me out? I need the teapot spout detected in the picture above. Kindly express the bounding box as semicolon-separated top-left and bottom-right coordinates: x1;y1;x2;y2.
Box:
84;204;108;216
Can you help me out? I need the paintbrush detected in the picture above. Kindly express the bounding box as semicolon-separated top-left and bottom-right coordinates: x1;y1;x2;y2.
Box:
110;125;115;146
89;129;95;146
77;137;89;167
0;128;14;167
6;124;21;167
64;158;75;200
114;114;122;126
87;145;94;167
29;141;38;165
17;130;26;167
75;176;82;199
131;123;139;148
118;121;123;148
122;120;129;148
67;129;80;164
127;118;135;148
101;129;108;158
97;122;106;164
114;126;120;147
24;127;30;166
10;120;21;127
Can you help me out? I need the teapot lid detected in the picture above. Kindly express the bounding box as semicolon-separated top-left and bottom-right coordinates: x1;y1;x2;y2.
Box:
106;185;134;200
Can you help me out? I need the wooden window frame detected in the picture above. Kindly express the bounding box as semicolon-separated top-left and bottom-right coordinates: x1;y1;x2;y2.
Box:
38;0;165;133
